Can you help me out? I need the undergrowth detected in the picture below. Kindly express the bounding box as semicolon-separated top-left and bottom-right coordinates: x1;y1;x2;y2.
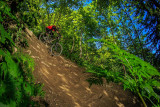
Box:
86;39;160;107
0;1;44;106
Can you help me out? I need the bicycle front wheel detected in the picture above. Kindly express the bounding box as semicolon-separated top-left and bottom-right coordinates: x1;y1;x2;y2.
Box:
51;43;63;56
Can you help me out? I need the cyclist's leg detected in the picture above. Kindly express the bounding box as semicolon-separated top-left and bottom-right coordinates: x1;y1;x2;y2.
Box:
50;31;54;38
46;27;52;36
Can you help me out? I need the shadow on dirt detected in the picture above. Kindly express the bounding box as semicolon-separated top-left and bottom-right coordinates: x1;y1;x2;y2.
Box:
85;73;142;107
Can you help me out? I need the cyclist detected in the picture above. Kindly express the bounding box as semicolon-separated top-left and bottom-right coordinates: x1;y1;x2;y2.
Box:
46;25;61;38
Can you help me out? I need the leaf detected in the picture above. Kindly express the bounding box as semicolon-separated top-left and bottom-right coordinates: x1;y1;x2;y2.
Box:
86;69;100;75
4;51;19;78
147;80;160;87
0;82;6;96
87;38;99;42
0;24;7;44
0;101;16;107
0;49;5;56
23;82;32;96
0;24;14;45
0;62;7;78
0;14;3;22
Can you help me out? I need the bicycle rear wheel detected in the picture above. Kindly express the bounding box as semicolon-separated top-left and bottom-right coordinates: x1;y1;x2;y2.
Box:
51;43;63;56
39;33;48;42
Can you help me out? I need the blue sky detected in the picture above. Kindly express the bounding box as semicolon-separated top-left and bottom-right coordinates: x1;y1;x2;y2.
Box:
85;0;92;5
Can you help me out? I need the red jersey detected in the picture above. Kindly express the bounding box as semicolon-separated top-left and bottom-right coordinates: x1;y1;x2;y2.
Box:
46;25;56;31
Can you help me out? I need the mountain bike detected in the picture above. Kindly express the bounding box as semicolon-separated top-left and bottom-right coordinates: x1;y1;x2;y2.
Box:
39;32;63;56
39;32;52;43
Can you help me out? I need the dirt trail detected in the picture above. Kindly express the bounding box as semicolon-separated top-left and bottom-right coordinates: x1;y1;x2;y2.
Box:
24;28;141;107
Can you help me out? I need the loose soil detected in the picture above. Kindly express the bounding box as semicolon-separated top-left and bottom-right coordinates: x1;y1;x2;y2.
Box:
23;28;142;107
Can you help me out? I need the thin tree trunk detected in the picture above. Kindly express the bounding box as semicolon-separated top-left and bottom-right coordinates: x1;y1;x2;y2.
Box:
71;37;75;53
110;22;127;77
110;27;117;45
85;44;89;60
126;12;146;61
48;12;50;25
118;14;138;55
103;11;127;77
127;32;138;54
56;13;61;25
79;32;83;58
122;64;127;77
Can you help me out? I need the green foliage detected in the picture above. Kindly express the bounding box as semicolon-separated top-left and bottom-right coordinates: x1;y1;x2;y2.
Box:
87;38;160;106
0;1;15;19
0;50;44;106
0;1;44;106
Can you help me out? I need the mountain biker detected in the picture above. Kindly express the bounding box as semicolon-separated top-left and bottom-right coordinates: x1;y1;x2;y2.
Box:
46;25;61;38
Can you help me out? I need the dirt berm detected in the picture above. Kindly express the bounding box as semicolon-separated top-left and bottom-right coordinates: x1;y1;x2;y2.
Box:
23;28;142;107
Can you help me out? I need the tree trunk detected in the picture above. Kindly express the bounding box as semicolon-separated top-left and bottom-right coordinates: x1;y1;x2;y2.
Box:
71;37;75;53
119;14;139;58
79;32;83;58
126;12;146;61
127;32;138;54
110;27;117;45
122;64;127;77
